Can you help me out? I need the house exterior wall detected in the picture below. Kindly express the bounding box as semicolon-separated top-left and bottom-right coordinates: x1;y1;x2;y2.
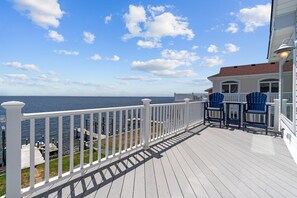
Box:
210;73;284;93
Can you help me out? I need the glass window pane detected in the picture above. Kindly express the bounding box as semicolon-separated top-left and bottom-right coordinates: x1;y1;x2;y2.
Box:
222;84;229;93
230;84;238;93
271;82;279;93
260;83;269;92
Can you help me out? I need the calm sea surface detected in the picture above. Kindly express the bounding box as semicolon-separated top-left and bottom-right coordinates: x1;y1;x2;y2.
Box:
0;96;173;162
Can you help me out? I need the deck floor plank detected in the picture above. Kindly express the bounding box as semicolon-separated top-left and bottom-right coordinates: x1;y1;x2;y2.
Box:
120;154;136;198
133;152;146;198
143;150;159;198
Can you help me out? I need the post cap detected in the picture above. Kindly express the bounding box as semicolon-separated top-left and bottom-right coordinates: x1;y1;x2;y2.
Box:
142;98;152;105
184;98;190;102
1;101;25;109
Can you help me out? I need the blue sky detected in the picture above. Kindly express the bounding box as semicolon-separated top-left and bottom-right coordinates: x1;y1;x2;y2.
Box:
0;0;271;96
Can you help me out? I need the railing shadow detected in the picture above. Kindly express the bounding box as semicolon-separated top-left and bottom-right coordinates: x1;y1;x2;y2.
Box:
31;124;207;198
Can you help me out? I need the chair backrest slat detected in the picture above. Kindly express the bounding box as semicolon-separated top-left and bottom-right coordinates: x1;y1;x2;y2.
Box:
209;93;224;108
246;92;267;111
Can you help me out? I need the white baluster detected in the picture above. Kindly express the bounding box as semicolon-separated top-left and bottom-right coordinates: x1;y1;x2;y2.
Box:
30;119;35;189
90;113;93;164
70;115;74;172
58;116;63;178
80;114;84;169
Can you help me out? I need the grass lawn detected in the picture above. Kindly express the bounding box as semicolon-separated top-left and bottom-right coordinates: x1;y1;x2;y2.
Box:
0;149;105;196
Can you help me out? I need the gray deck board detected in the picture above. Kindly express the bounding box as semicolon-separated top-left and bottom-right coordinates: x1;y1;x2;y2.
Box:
143;150;158;198
27;125;297;198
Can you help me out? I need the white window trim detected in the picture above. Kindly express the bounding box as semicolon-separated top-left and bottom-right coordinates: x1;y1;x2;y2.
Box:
257;78;279;93
220;80;240;93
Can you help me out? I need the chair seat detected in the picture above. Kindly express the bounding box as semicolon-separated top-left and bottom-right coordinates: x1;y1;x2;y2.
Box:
245;110;266;114
206;107;222;111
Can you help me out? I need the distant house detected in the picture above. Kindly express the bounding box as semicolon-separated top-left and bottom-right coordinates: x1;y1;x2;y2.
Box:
207;61;292;102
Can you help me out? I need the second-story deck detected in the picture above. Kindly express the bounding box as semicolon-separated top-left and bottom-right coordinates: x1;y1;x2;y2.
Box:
25;125;297;198
1;99;297;198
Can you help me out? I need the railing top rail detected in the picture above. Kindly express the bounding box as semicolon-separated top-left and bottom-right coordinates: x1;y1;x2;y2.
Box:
150;101;203;107
23;105;143;119
150;102;184;107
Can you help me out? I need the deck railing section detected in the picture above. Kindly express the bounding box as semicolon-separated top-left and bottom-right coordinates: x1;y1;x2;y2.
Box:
1;98;203;198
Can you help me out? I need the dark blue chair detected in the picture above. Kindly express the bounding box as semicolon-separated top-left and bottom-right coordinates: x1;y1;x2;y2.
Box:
243;92;269;134
203;93;224;128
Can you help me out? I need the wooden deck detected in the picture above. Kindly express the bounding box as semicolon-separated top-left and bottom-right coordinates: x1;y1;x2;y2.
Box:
26;125;297;198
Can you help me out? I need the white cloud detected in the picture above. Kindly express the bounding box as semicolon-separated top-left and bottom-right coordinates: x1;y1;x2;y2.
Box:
201;56;223;67
54;50;79;55
123;5;147;36
225;43;240;53
91;54;102;61
148;5;166;16
192;45;199;50
48;30;64;42
237;3;271;32
132;59;188;72
4;74;29;80
83;31;95;44
151;69;196;77
2;61;40;72
13;0;64;28
47;70;57;75
116;76;161;81
161;49;199;62
123;5;194;43
145;12;194;40
207;44;219;53
225;23;238;33
137;40;162;48
131;59;196;78
108;55;120;61
131;48;198;78
37;74;60;82
105;14;112;24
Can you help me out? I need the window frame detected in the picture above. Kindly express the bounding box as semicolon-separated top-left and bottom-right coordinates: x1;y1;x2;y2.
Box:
259;79;279;93
221;80;239;93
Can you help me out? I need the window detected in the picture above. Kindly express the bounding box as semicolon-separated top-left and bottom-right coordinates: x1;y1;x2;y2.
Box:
259;79;279;93
221;81;238;93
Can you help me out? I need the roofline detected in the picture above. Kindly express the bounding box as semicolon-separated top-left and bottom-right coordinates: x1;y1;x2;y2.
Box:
208;71;291;81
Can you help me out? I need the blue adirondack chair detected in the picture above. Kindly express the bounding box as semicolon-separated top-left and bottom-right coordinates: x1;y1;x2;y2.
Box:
203;92;225;128
243;92;269;134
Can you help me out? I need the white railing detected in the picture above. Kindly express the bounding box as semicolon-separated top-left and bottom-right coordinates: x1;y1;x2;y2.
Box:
175;92;292;103
1;98;203;198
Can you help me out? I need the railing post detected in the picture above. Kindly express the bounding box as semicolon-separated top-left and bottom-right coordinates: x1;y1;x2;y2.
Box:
282;99;288;119
274;99;280;131
142;99;151;149
184;98;190;131
1;101;25;198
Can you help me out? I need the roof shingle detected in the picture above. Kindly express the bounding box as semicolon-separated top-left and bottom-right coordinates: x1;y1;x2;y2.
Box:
208;61;292;78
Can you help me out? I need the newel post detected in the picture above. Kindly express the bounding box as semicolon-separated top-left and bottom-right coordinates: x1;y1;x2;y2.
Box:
142;99;151;149
184;98;190;131
274;99;280;131
1;101;25;198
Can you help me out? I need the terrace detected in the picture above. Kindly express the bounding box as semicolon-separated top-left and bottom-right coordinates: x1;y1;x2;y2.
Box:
1;99;297;197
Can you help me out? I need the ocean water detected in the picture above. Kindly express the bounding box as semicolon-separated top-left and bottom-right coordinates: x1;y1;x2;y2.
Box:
0;96;173;162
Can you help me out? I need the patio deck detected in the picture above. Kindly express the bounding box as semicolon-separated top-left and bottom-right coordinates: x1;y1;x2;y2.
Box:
26;125;297;198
